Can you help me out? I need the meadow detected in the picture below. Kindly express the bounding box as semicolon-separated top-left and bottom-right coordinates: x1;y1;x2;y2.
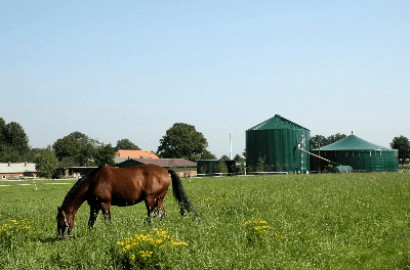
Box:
1;172;410;270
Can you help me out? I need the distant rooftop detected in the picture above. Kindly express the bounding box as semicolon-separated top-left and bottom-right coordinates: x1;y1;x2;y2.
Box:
115;150;159;159
247;114;309;131
0;162;36;173
117;158;196;168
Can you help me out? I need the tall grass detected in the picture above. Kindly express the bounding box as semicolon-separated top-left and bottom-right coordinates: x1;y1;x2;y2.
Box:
1;173;410;269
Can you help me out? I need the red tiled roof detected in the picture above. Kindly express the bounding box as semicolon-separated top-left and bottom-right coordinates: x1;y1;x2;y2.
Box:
115;150;159;159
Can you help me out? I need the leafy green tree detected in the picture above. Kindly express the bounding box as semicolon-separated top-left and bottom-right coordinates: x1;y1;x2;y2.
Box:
327;133;347;145
391;135;410;167
217;161;228;173
53;136;80;160
20;148;43;163
0;118;30;162
310;133;346;149
0;121;30;157
53;131;100;166
200;149;217;160
94;144;116;166
220;155;230;161
234;154;244;163
34;146;59;178
115;139;141;151
0;117;6;146
59;156;78;167
5;122;30;154
157;123;208;162
310;135;328;149
0;145;20;162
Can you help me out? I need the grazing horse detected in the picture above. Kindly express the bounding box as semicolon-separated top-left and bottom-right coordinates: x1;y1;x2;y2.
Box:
57;165;197;237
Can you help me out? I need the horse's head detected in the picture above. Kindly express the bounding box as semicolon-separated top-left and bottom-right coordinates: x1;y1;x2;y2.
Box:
57;206;70;238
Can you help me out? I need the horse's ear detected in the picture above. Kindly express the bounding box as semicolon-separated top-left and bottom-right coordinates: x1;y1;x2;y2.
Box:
58;207;61;211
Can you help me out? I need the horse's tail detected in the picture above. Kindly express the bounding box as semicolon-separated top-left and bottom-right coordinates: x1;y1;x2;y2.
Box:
169;170;198;218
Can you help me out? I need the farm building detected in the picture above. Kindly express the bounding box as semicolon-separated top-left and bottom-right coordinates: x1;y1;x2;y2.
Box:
0;162;37;180
54;167;97;179
116;158;197;177
197;160;237;175
246;115;310;173
311;134;398;172
114;150;159;164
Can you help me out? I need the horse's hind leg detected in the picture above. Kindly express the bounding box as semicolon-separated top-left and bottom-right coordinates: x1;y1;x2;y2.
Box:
88;206;99;228
144;196;157;223
100;202;112;224
157;196;167;221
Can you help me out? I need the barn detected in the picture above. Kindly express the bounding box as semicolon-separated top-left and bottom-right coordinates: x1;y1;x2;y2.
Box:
116;158;197;177
246;115;310;173
311;133;398;172
0;162;37;180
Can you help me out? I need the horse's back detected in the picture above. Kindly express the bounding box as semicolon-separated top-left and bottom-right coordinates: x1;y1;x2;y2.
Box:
89;165;171;205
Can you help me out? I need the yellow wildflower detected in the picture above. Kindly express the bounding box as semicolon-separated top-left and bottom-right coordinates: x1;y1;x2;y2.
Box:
139;250;153;257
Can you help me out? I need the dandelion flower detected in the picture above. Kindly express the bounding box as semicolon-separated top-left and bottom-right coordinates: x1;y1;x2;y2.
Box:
139;250;153;257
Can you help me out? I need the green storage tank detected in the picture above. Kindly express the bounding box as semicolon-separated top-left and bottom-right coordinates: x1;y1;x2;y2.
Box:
246;115;310;173
311;134;398;172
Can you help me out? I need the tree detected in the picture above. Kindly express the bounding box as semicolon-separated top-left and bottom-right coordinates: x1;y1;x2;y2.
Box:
310;133;346;149
199;149;217;160
0;118;30;162
0;117;6;146
115;139;141;151
5;122;30;154
391;135;410;167
34;146;59;178
0;145;20;162
157;123;208;162
53;131;100;166
327;133;346;145
94;144;116;166
220;155;230;161
217;161;228;173
234;154;244;163
53;136;80;160
310;135;328;149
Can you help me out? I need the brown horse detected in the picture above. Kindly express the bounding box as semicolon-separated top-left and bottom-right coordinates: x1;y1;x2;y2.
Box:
57;165;197;237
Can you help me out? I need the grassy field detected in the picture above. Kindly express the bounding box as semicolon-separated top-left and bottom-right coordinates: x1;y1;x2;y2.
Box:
1;172;410;270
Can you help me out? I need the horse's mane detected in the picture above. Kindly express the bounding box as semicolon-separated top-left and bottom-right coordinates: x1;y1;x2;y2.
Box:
60;167;101;209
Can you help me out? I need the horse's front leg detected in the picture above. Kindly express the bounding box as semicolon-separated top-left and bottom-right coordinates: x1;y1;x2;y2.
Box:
88;206;99;229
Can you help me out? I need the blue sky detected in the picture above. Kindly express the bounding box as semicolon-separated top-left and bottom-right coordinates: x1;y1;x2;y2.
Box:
1;1;409;158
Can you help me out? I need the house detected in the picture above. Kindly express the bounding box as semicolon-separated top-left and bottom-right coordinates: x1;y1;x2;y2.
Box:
54;167;97;179
116;158;197;177
114;150;159;164
0;162;37;180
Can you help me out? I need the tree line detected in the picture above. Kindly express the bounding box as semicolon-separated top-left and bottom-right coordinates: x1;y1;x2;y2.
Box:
2;116;410;177
0;119;219;178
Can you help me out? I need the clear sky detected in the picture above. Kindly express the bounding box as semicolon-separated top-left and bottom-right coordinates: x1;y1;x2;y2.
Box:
1;1;409;159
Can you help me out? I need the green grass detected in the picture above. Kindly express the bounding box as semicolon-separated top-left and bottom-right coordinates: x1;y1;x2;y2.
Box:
1;172;410;269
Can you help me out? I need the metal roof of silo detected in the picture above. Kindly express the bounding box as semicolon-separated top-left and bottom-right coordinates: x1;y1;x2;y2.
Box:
315;135;397;151
247;114;309;131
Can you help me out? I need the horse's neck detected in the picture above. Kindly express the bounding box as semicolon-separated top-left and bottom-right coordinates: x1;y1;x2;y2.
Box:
62;178;90;215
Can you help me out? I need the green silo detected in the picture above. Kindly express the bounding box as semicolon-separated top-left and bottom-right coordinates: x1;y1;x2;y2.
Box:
246;115;310;173
311;134;398;172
